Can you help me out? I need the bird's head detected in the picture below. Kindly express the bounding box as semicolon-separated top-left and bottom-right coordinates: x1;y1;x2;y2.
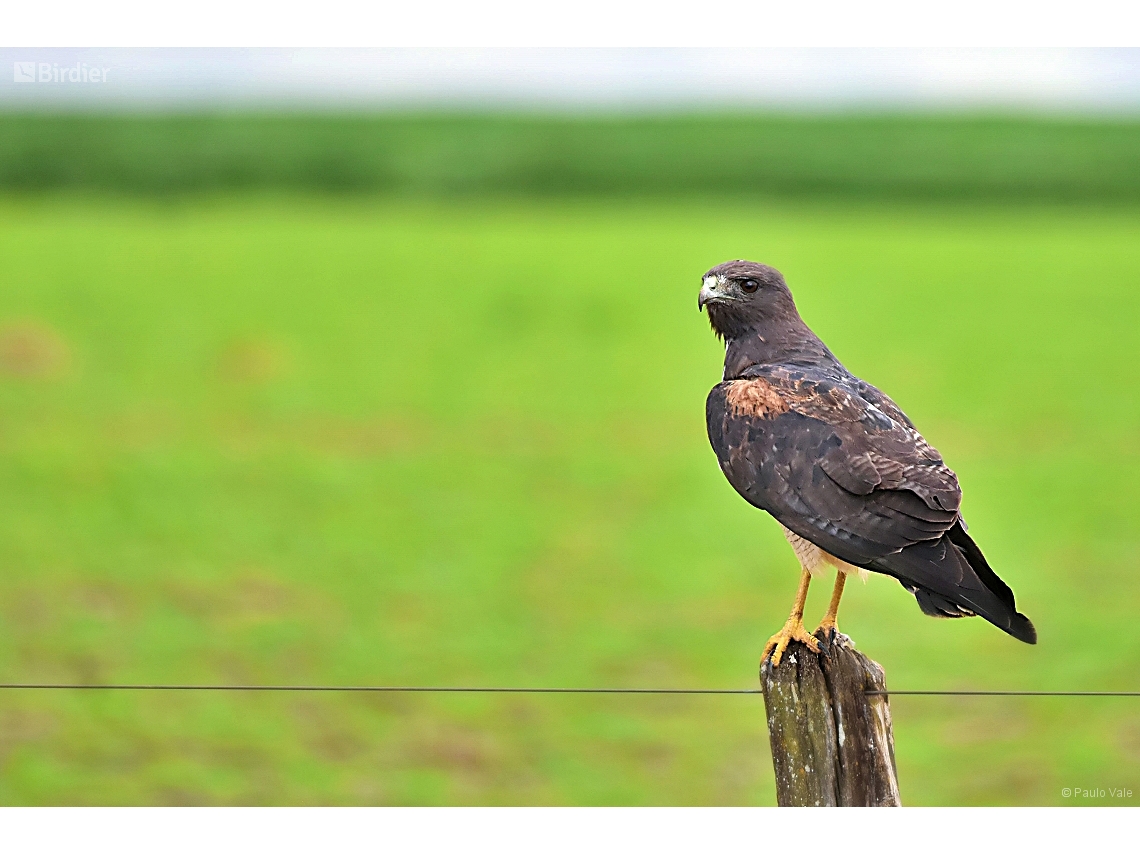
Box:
698;260;799;341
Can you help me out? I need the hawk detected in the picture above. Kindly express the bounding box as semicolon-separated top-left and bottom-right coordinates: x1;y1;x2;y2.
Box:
700;260;1036;667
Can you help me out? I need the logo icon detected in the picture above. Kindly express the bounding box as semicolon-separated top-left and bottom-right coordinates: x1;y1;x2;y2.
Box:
13;62;36;83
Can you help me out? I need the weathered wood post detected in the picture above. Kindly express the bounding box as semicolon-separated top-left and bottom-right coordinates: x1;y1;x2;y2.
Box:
760;635;901;806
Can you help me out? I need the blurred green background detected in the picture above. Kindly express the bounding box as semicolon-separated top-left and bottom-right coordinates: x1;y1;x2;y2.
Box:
0;112;1138;806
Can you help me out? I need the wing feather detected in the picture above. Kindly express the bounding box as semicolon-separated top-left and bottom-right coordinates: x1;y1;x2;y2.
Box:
709;367;961;561
706;365;1035;643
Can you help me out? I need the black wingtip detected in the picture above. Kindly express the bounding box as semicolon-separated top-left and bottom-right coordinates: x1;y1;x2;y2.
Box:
946;523;1036;644
1008;612;1037;645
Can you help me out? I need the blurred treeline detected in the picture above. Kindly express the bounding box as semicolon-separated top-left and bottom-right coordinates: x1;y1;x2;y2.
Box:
1;112;1139;201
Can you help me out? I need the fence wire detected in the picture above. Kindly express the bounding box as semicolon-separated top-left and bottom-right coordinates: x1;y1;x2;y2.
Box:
1;683;1137;697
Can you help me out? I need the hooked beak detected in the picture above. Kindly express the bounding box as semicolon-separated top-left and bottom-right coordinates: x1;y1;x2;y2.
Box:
698;276;729;311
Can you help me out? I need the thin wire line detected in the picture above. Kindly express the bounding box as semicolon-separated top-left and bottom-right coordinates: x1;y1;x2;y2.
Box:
866;690;1140;697
0;683;1137;697
0;683;761;695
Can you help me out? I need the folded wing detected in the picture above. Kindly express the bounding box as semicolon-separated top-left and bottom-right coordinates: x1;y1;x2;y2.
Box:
706;365;1035;643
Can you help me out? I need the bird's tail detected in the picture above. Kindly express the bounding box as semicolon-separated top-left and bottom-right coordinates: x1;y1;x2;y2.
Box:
874;522;1037;644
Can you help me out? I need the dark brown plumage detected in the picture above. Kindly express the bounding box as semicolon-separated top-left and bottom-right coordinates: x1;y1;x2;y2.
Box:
700;260;1035;653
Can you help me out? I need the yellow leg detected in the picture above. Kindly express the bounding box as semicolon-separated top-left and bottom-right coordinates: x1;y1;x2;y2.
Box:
762;567;820;668
814;572;846;640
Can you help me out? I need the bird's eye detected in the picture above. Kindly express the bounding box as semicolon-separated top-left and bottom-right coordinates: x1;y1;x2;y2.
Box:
740;279;759;293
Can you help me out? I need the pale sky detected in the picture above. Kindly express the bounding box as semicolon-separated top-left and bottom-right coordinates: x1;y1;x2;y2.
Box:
2;48;1138;112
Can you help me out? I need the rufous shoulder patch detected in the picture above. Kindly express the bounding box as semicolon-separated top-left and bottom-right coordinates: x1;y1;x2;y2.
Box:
724;378;790;419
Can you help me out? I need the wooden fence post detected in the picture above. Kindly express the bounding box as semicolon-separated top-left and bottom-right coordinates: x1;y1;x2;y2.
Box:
760;635;901;806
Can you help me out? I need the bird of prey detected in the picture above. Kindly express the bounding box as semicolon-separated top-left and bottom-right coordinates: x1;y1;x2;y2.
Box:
700;260;1035;667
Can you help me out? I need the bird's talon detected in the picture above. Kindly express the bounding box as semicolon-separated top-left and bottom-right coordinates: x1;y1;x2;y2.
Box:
814;620;838;649
815;630;832;655
762;619;820;668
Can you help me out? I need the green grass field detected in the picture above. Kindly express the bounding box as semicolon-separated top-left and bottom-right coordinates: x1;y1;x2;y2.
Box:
0;195;1138;805
3;112;1140;201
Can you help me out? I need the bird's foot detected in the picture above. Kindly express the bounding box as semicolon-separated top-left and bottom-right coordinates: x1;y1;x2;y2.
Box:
812;623;854;656
813;617;839;651
762;617;820;669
